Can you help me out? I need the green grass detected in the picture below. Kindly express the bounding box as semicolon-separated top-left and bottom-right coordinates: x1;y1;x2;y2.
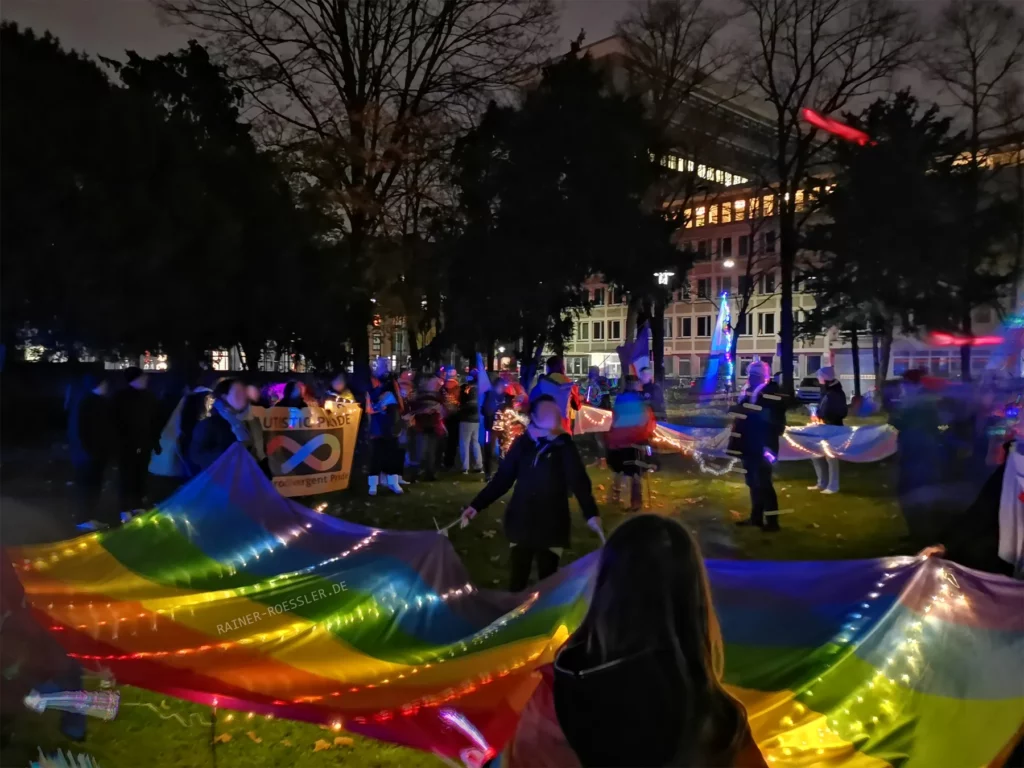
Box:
2;456;909;768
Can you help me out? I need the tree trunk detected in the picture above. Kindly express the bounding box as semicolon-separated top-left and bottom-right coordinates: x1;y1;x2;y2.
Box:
240;339;263;373
778;207;797;395
871;329;880;390
849;325;861;398
652;298;666;384
407;321;420;369
879;325;893;385
625;296;641;347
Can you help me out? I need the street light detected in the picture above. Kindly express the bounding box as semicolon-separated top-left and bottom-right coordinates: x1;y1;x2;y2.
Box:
654;271;675;285
722;258;735;268
498;346;506;354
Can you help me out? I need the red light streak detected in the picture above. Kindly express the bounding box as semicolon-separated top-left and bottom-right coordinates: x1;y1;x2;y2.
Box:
801;108;874;146
930;332;1002;347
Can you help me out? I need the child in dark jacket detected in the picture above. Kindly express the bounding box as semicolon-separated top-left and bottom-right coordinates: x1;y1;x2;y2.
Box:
461;396;603;591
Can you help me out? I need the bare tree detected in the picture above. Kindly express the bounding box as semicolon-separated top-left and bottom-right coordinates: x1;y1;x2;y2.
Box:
738;0;919;393
157;0;556;381
927;0;1024;376
614;0;743;383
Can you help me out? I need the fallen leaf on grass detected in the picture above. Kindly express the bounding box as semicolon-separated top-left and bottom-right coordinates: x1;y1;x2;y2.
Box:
807;523;820;529
313;739;333;752
280;739;292;747
490;555;500;562
482;530;497;539
597;484;605;491
683;496;707;504
334;737;354;747
213;733;231;744
246;731;262;744
729;510;742;520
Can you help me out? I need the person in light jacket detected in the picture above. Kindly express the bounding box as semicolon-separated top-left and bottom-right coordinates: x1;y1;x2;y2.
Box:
808;366;847;494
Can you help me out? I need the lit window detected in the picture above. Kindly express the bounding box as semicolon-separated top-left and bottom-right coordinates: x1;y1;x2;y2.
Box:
683;208;693;228
734;199;746;221
697;164;707;179
667;155;678;170
762;195;775;216
715;169;724;183
795;190;805;211
687;160;695;172
725;172;734;186
695;206;706;227
722;201;733;223
709;204;719;224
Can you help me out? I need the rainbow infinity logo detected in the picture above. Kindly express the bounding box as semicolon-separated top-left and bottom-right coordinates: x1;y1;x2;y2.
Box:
267;434;342;473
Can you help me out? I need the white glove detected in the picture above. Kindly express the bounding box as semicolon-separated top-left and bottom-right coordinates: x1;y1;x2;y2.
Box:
587;516;605;543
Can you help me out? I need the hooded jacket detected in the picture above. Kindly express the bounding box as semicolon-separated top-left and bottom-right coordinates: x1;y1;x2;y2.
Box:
817;380;848;426
497;654;766;768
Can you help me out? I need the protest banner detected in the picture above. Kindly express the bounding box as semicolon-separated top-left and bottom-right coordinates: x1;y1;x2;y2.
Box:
254;403;361;496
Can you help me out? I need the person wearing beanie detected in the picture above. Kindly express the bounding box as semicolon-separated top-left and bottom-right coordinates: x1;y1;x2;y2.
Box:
809;366;847;494
730;361;786;532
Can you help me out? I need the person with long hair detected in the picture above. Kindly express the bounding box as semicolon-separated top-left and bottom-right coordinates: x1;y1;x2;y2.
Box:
496;515;766;768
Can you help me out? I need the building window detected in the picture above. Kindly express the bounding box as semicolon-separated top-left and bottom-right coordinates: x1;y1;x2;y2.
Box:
722;201;733;223
738;275;752;295
680;317;692;337
679;357;692;376
739;235;750;256
715;169;725;183
762;195;775;217
593;321;605;340
610;320;622;339
697;240;709;260
709;204;720;225
735;313;750;336
717;276;732;294
613;288;626;304
697;316;712;337
764;231;776;253
806;355;822;376
761;271;776;294
795;189;806;211
734;199;746;222
665;356;675;375
721;237;732;257
592;287;605;306
664;317;673;338
697;278;711;298
579;322;589;341
758;312;776;336
681;279;691;300
683;208;694;228
695;206;706;227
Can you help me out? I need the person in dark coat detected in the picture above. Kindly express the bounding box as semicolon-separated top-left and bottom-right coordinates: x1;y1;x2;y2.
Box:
67;375;114;528
367;373;404;495
481;378;508;481
408;373;447;482
809;366;847;494
731;361;786;532
112;368;161;515
189;378;262;471
458;372;483;473
461;396;603;591
639;366;667;420
178;373;217;477
279;380;310;409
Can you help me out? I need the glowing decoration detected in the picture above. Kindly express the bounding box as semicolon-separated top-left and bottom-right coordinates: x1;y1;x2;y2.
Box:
24;690;119;721
654;271;675;285
9;450;1023;765
929;331;1003;347
801;107;875;146
492;408;528;458
701;292;734;396
29;749;101;768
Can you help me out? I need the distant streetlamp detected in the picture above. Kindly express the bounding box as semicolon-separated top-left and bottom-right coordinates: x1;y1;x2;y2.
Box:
498;346;506;354
654;271;675;285
723;259;735;269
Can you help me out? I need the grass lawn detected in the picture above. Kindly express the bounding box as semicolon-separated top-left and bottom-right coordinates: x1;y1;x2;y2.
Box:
2;453;910;768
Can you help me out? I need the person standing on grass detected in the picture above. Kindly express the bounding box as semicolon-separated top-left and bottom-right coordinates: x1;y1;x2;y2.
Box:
460;395;603;592
731;361;786;533
68;375;114;529
367;368;405;496
481;377;508;481
442;368;462;470
605;375;656;511
808;366;847;495
458;371;483;474
189;378;265;472
408;372;447;482
112;367;161;518
639;366;667;420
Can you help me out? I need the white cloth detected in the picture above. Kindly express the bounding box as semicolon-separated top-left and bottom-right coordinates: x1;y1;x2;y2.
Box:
997;447;1024;577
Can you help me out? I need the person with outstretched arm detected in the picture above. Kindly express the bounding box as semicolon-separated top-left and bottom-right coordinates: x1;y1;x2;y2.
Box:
461;395;603;591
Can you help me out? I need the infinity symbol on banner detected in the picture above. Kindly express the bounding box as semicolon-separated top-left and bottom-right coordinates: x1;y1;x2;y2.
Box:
267;434;342;474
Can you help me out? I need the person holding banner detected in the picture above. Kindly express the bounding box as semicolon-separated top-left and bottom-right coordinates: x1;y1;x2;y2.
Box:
461;395;603;591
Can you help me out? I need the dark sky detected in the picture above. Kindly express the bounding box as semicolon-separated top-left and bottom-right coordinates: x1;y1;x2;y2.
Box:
0;0;631;60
